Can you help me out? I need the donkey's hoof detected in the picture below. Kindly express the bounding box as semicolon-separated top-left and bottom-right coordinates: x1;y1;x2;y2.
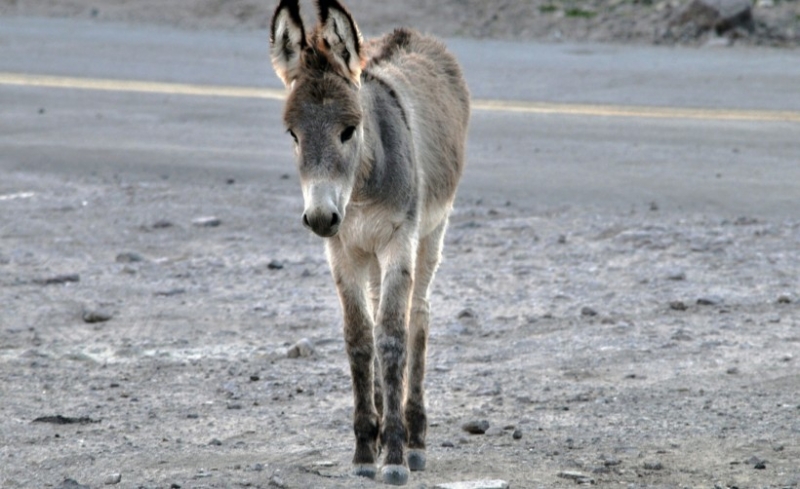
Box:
380;464;409;486
407;449;426;471
353;464;377;479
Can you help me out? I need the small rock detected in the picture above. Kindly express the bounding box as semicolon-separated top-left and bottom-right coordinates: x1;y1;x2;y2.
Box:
152;219;174;229
557;471;594;484
103;473;122;485
268;475;287;488
441;440;455;447
457;308;477;319
154;288;186;297
192;216;222;228
434;481;509;489
209;438;223;446
726;367;740;375
186;413;199;419
170;484;182;489
249;374;260;382
754;461;766;469
34;274;80;286
286;338;314;358
83;309;113;324
643;461;664;470
697;296;723;306
115;252;144;263
666;268;686;281
777;295;793;304
461;419;490;435
512;428;523;440
580;306;598;317
267;260;284;270
671;329;693;341
56;480;91;489
669;300;688;311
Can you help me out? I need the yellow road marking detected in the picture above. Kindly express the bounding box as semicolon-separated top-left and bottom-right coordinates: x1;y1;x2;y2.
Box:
2;72;799;123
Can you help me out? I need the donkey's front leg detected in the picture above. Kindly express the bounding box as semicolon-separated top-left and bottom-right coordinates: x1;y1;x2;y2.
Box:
375;238;416;486
327;241;380;479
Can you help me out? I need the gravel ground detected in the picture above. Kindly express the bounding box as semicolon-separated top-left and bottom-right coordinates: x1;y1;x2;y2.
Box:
1;167;798;488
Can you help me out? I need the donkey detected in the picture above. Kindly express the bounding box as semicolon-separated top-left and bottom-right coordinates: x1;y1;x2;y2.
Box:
269;0;469;484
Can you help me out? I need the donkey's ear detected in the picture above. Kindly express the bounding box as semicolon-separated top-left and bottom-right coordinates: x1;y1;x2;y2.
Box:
316;0;364;87
270;0;307;88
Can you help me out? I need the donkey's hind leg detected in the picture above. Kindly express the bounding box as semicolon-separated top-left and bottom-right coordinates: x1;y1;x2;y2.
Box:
405;219;447;472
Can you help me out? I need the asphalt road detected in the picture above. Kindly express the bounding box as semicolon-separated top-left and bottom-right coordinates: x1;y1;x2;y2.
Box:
1;17;799;217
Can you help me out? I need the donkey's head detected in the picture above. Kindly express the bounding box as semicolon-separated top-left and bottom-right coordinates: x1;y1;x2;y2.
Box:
270;0;365;238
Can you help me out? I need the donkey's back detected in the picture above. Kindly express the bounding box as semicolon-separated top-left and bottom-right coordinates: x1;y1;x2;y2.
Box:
364;29;470;233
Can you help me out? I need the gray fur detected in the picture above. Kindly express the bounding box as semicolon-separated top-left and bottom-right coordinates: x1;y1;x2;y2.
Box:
270;0;469;484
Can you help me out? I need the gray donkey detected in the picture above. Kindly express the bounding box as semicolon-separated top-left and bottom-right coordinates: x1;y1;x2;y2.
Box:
269;0;469;484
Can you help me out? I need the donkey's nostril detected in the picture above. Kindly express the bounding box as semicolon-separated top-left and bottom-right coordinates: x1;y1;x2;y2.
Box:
330;212;340;227
302;213;310;228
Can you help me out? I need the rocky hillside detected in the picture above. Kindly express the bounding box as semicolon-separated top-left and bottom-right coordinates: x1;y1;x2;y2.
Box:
1;0;799;46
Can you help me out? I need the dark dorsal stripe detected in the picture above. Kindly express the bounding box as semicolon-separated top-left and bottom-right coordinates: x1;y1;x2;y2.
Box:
362;71;409;131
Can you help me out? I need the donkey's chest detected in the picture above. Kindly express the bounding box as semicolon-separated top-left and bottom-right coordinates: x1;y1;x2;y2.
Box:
337;205;410;253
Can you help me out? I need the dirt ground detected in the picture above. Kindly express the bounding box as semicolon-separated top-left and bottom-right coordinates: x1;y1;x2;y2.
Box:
1;1;800;489
2;169;799;488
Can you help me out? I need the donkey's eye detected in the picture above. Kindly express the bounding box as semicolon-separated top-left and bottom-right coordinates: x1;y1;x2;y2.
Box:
288;129;298;144
340;126;356;144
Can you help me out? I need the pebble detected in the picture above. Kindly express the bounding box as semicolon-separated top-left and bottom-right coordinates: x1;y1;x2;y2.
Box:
777;294;793;304
154;288;186;297
152;219;174;229
34;274;80;286
55;480;90;489
115;252;144;263
267;260;284;270
83;308;113;324
461;420;490;435
666;268;686;281
434;481;509;489
103;473;122;485
697;296;723;306
268;475;287;488
726;367;740;375
286;338;314;358
557;471;594;484
512;428;523;440
643;461;664;470
580;306;598;317
192;216;221;227
669;300;688;311
209;438;223;446
441;440;455;447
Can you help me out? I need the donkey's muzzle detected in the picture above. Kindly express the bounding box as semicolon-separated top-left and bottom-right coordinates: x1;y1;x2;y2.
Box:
302;208;341;238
